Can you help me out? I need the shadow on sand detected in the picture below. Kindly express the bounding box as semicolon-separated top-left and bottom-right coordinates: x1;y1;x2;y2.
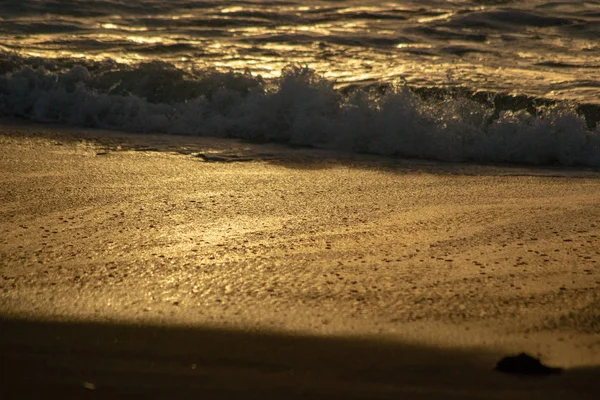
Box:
0;316;598;399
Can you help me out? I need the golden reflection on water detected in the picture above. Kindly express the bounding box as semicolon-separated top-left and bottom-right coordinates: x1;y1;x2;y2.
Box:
1;3;597;103
101;23;148;32
416;12;455;24
2;27;573;97
126;36;167;44
220;7;245;14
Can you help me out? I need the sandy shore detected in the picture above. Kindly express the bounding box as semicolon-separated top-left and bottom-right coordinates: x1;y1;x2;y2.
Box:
1;119;599;398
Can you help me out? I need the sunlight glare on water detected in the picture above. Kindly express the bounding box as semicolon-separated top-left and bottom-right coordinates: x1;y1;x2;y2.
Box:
0;0;598;102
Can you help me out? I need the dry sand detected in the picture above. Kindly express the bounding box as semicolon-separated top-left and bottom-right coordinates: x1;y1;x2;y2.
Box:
1;118;599;398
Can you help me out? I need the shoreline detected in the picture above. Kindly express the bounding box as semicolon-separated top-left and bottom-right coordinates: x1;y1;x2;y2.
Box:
1;119;599;396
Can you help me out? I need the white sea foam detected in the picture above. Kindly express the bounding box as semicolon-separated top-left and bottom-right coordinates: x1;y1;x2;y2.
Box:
1;62;599;167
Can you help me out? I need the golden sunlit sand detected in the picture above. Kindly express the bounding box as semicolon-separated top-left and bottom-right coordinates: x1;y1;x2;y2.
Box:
1;119;599;398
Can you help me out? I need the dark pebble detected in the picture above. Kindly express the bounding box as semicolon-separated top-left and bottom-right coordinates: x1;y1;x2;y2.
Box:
495;353;562;376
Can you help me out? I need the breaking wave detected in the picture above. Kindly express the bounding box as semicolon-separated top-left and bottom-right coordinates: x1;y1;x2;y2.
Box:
1;55;599;167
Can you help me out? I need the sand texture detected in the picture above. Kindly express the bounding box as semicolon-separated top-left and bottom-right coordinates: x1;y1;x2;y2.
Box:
1;119;599;398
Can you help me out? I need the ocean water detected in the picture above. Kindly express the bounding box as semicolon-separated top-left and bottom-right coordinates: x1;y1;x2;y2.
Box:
1;0;599;166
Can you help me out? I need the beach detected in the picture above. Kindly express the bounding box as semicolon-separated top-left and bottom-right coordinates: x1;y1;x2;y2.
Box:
1;119;599;398
2;0;600;397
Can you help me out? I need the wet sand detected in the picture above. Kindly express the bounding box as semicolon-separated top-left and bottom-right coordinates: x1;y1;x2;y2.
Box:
1;119;599;398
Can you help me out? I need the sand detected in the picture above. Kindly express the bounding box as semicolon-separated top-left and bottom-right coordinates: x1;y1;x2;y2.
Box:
1;118;599;398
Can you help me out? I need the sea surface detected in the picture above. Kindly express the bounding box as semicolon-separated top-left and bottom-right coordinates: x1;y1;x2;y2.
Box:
1;0;599;166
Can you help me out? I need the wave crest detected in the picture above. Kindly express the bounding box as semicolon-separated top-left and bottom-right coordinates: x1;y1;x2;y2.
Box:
1;57;599;167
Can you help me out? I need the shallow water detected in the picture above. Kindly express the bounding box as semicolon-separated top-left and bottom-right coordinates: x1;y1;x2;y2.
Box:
1;0;599;103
